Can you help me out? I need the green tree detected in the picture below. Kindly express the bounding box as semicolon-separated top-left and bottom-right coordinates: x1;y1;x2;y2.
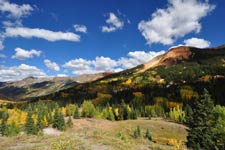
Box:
0;111;9;136
25;111;38;135
53;109;66;131
73;106;80;119
186;89;216;149
145;128;152;141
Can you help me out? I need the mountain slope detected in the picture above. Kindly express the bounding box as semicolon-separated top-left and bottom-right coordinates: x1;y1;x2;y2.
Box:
0;73;111;101
39;45;225;105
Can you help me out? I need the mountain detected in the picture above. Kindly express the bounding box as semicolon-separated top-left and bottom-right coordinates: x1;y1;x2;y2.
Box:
38;45;225;105
0;72;111;101
1;45;225;105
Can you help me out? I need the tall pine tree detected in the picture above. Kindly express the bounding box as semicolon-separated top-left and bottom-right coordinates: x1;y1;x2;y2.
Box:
25;111;38;135
186;89;216;149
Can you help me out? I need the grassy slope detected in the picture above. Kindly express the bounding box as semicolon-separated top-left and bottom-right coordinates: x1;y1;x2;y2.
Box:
0;118;187;150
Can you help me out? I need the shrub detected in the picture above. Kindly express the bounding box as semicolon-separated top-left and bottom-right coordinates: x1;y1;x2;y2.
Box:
169;105;185;123
102;107;115;121
81;100;96;118
134;126;141;138
145;128;152;141
66;116;73;128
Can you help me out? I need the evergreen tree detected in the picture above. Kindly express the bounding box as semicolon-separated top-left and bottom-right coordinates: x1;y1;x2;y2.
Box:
53;109;66;131
186;89;216;149
73;107;80;119
0;112;9;136
145;128;152;141
25;111;38;135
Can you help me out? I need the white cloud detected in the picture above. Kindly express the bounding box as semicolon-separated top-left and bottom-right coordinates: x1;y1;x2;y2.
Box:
12;47;42;60
93;56;118;72
119;50;165;69
0;0;33;19
74;24;87;33
57;74;68;77
44;59;60;71
5;27;80;42
63;50;165;75
184;37;211;48
138;0;215;45
102;12;124;32
0;64;46;81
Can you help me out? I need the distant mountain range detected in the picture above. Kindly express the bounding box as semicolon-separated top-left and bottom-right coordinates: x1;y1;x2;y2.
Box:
1;45;225;104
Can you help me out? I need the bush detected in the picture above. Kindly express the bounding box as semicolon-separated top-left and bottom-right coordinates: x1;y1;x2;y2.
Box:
145;105;165;118
169;105;185;123
145;128;152;141
81;100;96;118
134;126;141;138
66;116;73;128
102;107;115;121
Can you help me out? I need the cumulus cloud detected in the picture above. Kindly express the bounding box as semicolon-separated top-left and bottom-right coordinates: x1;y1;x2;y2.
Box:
44;59;60;71
12;47;42;60
74;24;87;33
5;27;80;42
0;0;33;19
63;50;165;75
119;50;165;69
101;12;124;32
138;0;215;45
0;64;46;81
184;37;211;48
57;74;68;77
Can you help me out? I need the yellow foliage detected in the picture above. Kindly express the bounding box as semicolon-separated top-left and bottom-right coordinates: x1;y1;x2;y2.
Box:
167;101;183;108
133;92;143;97
20;111;27;125
42;115;48;127
32;113;38;125
114;108;119;117
52;109;55;118
61;107;67;116
127;105;131;112
124;78;132;85
168;138;183;150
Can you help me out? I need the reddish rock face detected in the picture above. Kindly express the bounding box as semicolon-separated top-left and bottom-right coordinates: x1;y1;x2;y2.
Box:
159;46;192;66
139;46;192;73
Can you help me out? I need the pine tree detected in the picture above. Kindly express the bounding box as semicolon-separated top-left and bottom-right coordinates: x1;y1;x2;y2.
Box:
0;112;9;136
53;109;66;131
73;107;80;119
25;111;38;135
145;128;152;141
186;89;216;149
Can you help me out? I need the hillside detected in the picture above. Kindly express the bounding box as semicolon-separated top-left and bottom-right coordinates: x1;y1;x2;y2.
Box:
39;45;225;105
0;73;111;101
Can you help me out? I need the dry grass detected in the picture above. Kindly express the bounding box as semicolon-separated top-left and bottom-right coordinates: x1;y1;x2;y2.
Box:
0;118;187;150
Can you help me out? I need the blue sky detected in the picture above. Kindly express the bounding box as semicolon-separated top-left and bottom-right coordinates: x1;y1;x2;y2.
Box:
0;0;224;81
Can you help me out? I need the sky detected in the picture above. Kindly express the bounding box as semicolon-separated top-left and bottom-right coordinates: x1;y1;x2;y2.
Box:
0;0;224;81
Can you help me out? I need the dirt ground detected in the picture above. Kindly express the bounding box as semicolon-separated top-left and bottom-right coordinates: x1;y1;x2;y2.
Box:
0;118;187;150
